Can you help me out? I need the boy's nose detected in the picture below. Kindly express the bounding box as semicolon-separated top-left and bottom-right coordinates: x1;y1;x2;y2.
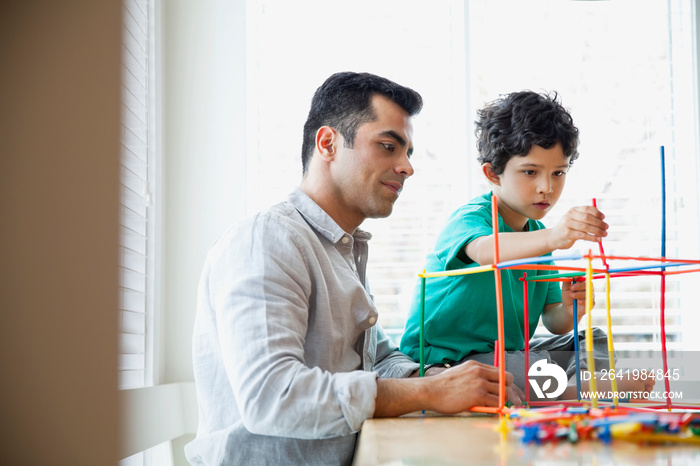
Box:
537;177;553;194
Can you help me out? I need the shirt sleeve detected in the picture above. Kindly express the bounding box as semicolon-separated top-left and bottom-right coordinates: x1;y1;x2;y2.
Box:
545;272;564;305
206;213;377;439
373;325;419;379
436;203;494;270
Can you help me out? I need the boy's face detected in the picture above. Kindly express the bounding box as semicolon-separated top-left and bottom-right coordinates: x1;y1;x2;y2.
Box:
489;143;570;231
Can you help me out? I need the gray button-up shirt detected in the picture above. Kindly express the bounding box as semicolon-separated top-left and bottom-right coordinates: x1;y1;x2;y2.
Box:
185;188;418;466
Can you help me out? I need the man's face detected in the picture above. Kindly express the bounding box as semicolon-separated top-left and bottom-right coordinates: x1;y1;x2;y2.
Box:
492;143;570;231
330;94;414;228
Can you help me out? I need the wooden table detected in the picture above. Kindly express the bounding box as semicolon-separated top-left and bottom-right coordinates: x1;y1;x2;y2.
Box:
353;412;700;465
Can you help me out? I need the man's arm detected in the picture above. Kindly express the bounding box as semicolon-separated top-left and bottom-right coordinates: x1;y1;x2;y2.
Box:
371;326;521;412
373;360;512;417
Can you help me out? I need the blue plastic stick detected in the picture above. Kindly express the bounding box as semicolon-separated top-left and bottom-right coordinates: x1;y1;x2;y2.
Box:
497;252;583;269
661;146;666;258
607;263;693;274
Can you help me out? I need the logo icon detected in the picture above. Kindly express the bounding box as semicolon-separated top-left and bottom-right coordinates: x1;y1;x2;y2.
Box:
528;359;567;399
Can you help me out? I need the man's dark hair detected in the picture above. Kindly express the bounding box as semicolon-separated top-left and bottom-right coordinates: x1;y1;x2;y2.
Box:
475;91;579;175
301;72;423;174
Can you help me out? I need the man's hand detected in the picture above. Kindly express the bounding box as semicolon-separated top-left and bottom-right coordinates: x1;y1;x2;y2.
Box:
507;381;526;407
411;361;525;407
375;360;516;417
409;365;448;378
423;360;516;413
419;361;517;412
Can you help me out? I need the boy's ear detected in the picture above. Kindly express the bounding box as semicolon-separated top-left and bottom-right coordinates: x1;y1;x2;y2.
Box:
482;163;501;185
315;126;337;162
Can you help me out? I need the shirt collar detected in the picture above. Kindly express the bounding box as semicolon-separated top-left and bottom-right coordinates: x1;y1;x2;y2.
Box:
287;188;372;244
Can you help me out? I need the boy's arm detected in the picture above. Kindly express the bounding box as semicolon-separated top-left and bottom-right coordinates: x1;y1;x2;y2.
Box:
467;229;558;265
541;281;590;334
465;206;608;265
541;302;574;335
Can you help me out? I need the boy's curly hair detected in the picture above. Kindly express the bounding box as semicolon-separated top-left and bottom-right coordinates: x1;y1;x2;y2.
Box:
475;91;579;175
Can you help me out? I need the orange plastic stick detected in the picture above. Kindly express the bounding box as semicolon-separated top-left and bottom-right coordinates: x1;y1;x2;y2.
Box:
492;195;506;410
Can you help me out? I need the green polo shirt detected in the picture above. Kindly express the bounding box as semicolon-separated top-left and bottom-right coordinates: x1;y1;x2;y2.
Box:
400;192;562;364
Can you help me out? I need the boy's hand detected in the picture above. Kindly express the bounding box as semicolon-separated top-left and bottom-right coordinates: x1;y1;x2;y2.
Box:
561;280;593;318
549;206;608;250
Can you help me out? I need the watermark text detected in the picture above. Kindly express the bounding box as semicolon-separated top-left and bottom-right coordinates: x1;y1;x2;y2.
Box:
579;390;683;400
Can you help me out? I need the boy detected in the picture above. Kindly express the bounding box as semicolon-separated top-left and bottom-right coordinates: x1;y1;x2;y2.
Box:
400;91;653;400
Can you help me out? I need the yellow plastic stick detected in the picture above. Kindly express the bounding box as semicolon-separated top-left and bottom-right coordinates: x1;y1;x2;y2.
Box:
419;264;494;278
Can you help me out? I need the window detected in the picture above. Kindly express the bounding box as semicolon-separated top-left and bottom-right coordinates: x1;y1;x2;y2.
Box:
119;0;157;391
245;0;471;344
466;0;700;354
246;0;700;354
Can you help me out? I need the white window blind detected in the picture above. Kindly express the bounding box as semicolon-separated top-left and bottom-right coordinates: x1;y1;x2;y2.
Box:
246;0;700;354
120;0;155;390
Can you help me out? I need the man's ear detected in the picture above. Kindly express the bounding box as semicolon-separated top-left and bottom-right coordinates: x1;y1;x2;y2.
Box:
315;126;337;162
482;163;501;186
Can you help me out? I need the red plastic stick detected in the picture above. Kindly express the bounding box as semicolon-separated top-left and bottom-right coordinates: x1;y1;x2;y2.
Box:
523;273;530;405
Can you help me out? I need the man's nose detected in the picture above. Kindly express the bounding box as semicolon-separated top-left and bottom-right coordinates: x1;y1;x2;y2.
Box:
396;151;414;178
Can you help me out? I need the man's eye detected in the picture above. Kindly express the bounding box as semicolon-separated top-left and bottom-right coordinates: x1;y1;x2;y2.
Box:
524;170;536;176
554;171;566;177
382;143;395;152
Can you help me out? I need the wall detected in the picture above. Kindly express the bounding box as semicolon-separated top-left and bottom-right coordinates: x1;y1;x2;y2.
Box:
0;2;121;464
160;0;247;386
159;0;247;463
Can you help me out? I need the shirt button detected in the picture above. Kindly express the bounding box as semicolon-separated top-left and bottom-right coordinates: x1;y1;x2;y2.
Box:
368;316;376;325
341;236;350;244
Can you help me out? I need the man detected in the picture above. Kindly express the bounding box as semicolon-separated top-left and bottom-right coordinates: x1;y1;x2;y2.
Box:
185;72;514;466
